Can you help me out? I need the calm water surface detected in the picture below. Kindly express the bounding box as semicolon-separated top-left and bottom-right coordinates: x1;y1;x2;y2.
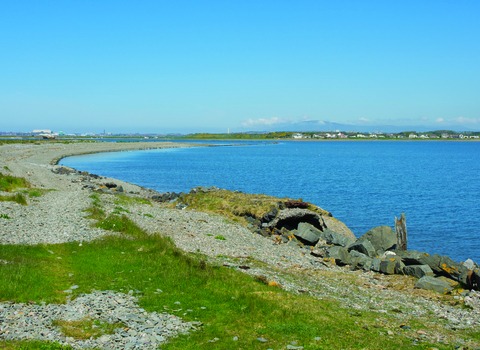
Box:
61;141;480;263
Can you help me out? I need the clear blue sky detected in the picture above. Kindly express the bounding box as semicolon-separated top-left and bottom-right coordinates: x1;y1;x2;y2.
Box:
1;1;479;133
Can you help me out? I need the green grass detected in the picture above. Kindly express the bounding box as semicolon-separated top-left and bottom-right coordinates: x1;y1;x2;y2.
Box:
52;318;124;340
175;189;330;227
0;193;28;205
0;213;11;219
0;194;478;349
0;173;30;192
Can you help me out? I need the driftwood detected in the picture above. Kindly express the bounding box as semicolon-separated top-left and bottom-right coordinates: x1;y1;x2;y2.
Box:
395;213;407;251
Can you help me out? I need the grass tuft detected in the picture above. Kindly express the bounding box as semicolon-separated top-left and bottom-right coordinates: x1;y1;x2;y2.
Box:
0;193;28;205
0;173;31;192
52;318;124;340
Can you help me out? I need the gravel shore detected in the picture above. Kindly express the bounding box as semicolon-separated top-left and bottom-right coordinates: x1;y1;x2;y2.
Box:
1;141;479;348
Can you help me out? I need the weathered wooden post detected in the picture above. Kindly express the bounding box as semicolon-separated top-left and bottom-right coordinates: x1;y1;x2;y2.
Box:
395;213;407;251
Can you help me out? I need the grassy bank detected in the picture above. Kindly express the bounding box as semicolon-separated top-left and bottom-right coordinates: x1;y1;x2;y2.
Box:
1;191;479;349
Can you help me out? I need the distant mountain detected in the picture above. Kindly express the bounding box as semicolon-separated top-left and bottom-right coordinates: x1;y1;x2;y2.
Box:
240;120;476;133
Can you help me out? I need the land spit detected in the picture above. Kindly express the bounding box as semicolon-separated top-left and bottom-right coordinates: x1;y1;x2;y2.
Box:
0;141;479;349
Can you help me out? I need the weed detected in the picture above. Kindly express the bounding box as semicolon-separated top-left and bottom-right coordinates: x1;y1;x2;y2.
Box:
0;173;30;192
52;318;124;340
0;213;11;219
143;213;154;218
214;235;226;241
0;193;28;205
114;194;151;206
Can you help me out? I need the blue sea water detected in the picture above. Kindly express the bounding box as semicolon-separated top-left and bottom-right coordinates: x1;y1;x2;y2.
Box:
61;141;480;263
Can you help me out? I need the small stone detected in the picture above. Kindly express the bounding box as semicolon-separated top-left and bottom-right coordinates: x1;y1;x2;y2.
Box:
287;345;304;349
233;336;239;341
257;337;268;343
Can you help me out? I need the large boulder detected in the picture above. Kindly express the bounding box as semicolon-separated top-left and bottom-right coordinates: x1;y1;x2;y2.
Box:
327;246;352;266
378;256;404;275
267;208;356;246
415;276;454;294
348;240;376;258
320;228;356;247
403;265;434;279
294;223;322;245
349;250;373;271
357;226;397;255
397;250;471;286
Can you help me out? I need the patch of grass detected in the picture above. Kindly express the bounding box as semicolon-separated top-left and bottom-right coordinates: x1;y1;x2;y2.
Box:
0;173;30;192
112;205;130;214
177;189;330;227
24;188;49;198
214;235;226;241
176;190;282;225
143;213;154;218
0;213;11;219
53;317;124;340
84;194;105;221
0;193;28;205
114;194;151;206
0;340;73;349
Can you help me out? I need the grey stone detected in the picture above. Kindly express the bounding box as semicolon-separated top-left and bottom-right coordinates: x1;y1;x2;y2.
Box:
320;228;356;247
348;239;376;258
415;276;454;294
371;258;381;272
358;226;397;254
403;265;434;279
294;222;322;245
350;250;373;271
379;259;396;275
397;250;471;286
327;246;352;266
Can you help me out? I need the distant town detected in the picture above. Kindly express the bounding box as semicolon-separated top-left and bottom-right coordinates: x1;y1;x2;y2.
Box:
1;129;480;141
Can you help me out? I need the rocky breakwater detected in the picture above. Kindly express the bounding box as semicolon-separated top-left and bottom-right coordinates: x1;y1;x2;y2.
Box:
268;216;480;295
161;188;480;296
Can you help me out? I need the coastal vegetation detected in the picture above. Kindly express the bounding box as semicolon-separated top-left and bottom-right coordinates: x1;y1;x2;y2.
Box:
1;189;479;349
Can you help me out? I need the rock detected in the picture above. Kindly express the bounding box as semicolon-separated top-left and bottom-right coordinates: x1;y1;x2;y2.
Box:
403;265;434;278
321;215;356;244
327;246;352;266
294;222;322;245
268;208;325;231
357;226;397;255
463;258;477;270
319;228;356;247
350;250;373;271
397;250;471;287
348;240;376;258
415;276;454;294
371;258;382;272
380;259;397;275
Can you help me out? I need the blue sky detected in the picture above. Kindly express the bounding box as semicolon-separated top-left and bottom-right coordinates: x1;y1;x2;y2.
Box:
1;1;479;133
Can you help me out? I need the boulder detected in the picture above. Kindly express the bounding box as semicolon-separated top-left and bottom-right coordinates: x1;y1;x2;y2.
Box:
357;226;397;255
349;250;373;271
348;240;376;258
327;246;352;266
403;265;434;279
371;258;382;272
397;250;470;286
294;223;322;245
320;228;356;247
268;209;325;231
321;215;356;244
415;276;454;294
